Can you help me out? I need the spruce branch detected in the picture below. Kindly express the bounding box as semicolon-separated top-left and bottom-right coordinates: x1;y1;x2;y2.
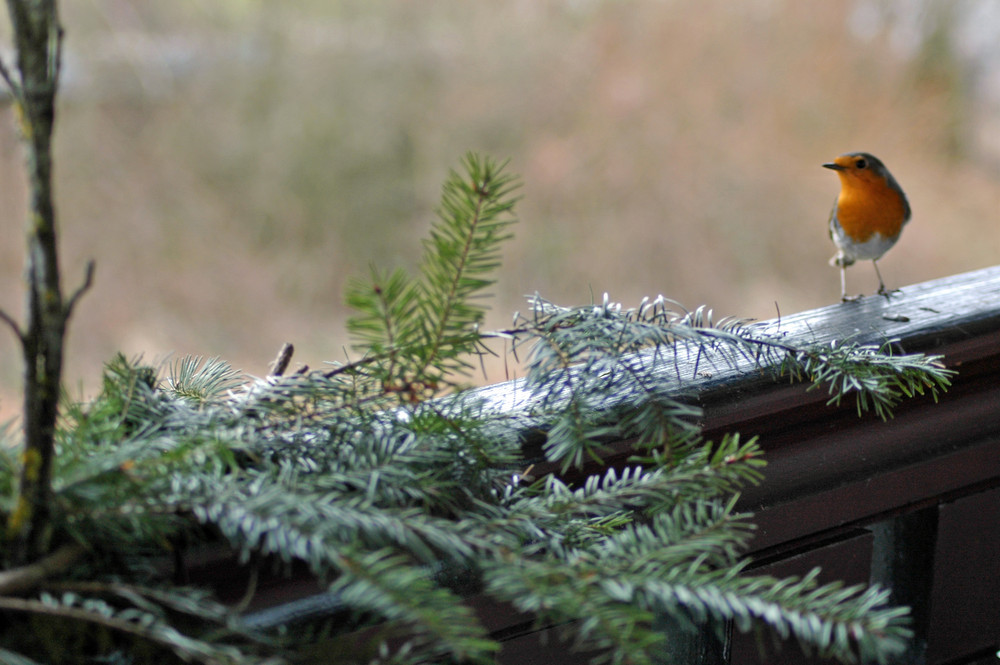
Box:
176;471;493;571
781;339;953;420
164;355;245;405
417;153;518;374
345;265;421;391
486;546;909;665
509;293;953;445
345;153;519;399
328;549;497;664
490;436;764;556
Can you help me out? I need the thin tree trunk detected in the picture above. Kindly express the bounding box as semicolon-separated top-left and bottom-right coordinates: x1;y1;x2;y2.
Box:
1;0;92;565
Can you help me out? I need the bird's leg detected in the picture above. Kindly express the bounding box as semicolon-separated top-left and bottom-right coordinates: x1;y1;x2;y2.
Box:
873;260;897;298
839;263;862;302
832;251;862;302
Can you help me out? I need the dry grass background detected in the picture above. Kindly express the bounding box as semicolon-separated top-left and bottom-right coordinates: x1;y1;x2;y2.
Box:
0;0;998;413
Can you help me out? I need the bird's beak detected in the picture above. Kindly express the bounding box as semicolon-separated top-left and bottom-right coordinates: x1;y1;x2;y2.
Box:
822;162;846;171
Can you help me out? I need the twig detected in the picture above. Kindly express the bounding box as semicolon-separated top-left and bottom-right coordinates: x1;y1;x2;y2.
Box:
0;543;86;595
0;53;20;97
322;354;381;379
269;342;294;377
0;307;23;342
63;259;96;319
232;561;260;613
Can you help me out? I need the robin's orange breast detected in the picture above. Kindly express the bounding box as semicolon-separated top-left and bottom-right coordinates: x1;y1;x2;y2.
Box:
834;180;908;243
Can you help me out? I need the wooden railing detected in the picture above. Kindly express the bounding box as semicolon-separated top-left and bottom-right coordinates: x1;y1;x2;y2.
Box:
484;264;1000;665
199;265;1000;664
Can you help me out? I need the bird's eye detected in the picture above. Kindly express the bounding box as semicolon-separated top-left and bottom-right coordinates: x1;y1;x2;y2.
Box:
855;158;867;169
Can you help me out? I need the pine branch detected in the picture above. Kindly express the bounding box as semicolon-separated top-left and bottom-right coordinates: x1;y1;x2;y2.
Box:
345;266;420;365
164;355;245;404
417;153;518;376
344;153;519;400
485;544;910;665
511;294;953;440
328;549;497;664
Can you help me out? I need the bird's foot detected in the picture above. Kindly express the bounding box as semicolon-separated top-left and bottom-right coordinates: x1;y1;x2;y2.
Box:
841;293;864;303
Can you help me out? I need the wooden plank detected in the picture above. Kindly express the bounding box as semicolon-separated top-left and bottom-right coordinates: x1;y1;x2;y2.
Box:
927;488;1000;664
471;265;1000;663
724;350;1000;552
473;264;1000;420
729;530;874;665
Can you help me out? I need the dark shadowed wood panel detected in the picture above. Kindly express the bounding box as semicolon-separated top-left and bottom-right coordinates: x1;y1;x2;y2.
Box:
927;488;1000;665
494;622;602;665
729;531;873;665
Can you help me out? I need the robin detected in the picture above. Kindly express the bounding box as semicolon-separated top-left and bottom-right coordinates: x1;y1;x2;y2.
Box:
823;152;910;301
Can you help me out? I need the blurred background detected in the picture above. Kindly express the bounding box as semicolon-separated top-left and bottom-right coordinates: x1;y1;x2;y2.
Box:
0;0;998;410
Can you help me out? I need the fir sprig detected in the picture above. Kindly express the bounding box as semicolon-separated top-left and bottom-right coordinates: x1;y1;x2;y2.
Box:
327;549;497;664
782;339;953;419
511;293;953;451
417;153;518;374
484;526;909;665
164;355;245;405
345;152;519;401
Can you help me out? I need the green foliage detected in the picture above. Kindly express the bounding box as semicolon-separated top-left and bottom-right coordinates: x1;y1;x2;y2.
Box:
0;154;956;665
345;153;518;400
326;549;497;662
781;339;952;420
164;355;245;405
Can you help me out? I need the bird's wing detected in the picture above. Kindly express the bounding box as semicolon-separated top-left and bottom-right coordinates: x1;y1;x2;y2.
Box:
827;199;838;240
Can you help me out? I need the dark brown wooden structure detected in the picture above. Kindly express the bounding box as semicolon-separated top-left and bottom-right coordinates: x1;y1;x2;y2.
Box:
207;265;1000;664
486;265;1000;665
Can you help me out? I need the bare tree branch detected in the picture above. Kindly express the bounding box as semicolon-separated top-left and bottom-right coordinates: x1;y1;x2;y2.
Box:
0;307;23;342
269;342;294;377
64;259;95;319
0;54;19;96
